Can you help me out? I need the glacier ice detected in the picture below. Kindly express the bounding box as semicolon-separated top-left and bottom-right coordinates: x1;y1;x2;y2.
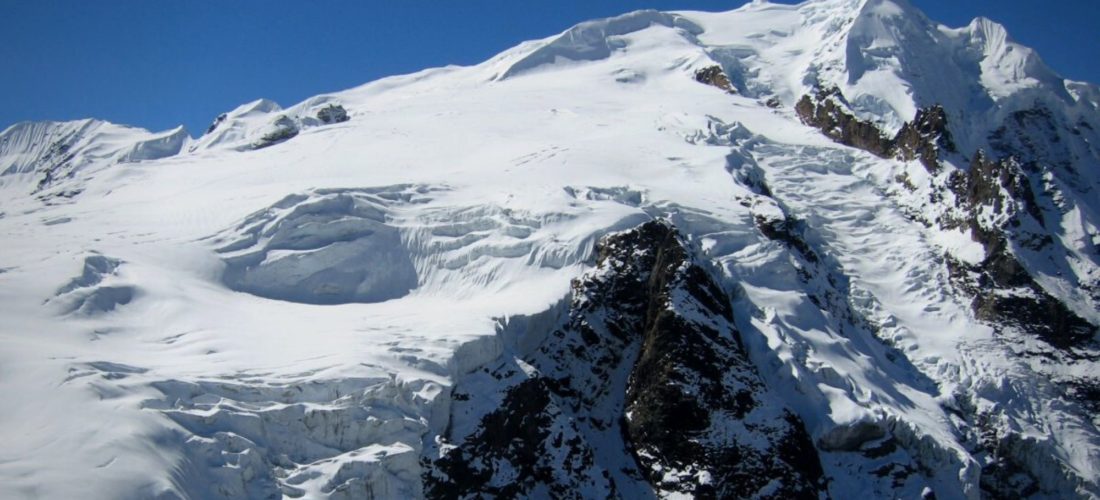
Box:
0;0;1098;498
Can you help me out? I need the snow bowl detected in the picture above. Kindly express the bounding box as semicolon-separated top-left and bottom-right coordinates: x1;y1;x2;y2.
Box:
213;187;423;305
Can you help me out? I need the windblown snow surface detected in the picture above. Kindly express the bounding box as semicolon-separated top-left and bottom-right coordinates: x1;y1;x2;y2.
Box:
1;0;1099;498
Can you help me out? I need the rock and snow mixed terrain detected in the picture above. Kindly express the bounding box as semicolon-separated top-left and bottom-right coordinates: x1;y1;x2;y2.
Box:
1;0;1099;498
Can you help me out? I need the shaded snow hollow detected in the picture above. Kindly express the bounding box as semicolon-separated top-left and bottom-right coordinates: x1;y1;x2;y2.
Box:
215;189;420;304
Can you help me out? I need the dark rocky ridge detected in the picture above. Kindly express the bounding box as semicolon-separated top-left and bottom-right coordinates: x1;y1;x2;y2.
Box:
792;86;1098;495
796;86;1097;351
795;86;955;174
205;113;228;135
29;130;86;193
946;242;1095;350
945;153;1094;349
946;152;1095;350
427;220;824;498
427;376;603;498
795;86;895;160
893;105;957;173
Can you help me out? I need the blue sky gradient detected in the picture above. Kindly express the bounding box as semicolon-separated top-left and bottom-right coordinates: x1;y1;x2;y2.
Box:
1;0;1097;134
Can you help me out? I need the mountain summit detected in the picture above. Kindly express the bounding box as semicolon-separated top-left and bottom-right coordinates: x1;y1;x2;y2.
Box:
1;1;1098;498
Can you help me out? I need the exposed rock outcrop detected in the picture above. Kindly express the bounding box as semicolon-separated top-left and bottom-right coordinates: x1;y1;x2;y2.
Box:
611;223;823;498
947;153;1095;349
694;65;735;93
894;104;956;173
316;104;350;124
961;152;1043;228
795;86;893;158
797;86;1097;351
795;86;955;173
947;241;1095;350
427;220;824;498
33;139;78;192
205;113;228;135
253;115;300;149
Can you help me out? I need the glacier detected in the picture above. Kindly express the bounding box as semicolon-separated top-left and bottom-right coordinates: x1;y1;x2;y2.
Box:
1;0;1098;498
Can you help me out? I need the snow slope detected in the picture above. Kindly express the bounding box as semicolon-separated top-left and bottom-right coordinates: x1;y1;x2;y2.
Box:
0;119;188;193
1;1;1098;498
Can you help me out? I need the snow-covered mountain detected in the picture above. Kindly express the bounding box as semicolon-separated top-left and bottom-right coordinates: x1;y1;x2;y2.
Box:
1;0;1098;498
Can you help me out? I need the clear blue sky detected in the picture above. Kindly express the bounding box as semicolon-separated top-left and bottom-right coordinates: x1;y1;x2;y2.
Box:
1;0;1097;135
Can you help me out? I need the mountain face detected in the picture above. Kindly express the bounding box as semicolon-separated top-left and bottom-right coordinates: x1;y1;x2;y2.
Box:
429;220;824;499
1;0;1098;498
